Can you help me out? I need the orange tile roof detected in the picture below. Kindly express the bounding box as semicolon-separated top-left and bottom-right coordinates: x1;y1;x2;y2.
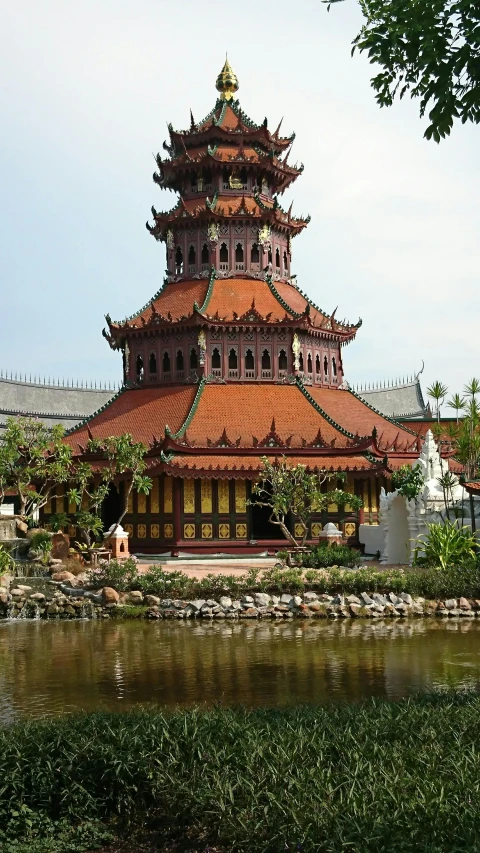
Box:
167;453;377;477
66;386;197;452
307;387;415;448
274;282;326;326
128;280;209;327
205;278;294;322
184;384;354;448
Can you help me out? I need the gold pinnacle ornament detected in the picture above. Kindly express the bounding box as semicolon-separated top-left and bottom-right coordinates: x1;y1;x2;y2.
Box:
215;57;239;101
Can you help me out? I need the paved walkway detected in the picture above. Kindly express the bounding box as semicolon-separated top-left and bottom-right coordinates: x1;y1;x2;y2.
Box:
138;556;278;579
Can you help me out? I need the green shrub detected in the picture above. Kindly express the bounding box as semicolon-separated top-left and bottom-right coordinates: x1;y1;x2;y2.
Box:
0;543;15;573
302;543;362;569
413;521;476;569
3;697;480;852
87;557;139;592
28;531;52;552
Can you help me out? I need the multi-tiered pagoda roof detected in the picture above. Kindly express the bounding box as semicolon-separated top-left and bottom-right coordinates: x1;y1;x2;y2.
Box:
60;60;452;552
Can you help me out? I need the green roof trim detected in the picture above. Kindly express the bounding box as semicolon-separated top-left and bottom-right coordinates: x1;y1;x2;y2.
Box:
165;377;206;440
198;267;217;314
265;274;302;319
295;379;360;442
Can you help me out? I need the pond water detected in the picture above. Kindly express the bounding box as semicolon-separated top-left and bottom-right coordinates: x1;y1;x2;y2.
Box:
2;619;480;723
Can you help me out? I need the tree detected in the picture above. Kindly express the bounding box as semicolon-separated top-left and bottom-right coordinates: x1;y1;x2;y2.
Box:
0;418;72;520
250;457;362;548
447;392;467;423
427;380;448;424
60;434;152;547
326;0;480;141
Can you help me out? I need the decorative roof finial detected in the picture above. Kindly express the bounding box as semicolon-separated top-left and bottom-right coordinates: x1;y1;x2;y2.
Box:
215;56;239;101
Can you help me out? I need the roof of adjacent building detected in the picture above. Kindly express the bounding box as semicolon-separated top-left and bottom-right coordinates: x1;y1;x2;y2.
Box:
0;375;116;432
355;377;428;419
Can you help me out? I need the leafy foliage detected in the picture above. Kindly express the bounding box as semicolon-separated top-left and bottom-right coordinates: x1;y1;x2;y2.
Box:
3;696;480;851
0;418;72;520
391;464;424;501
88;557;139;592
0;544;15;573
414;520;477;569
328;0;480;141
250;457;362;547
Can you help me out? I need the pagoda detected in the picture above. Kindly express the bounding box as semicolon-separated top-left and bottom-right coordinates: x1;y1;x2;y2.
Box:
53;60;441;554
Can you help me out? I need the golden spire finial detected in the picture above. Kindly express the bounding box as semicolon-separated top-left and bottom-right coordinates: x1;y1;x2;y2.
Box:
215;56;239;101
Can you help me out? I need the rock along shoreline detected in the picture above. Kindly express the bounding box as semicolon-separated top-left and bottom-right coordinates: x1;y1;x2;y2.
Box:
1;582;480;621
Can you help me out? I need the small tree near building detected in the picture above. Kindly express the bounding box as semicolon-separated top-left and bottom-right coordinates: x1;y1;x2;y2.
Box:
250;456;362;548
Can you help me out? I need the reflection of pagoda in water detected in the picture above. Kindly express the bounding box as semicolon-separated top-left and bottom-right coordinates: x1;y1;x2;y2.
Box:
54;60;443;554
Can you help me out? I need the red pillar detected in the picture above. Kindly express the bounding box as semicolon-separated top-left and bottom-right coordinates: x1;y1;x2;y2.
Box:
172;478;181;557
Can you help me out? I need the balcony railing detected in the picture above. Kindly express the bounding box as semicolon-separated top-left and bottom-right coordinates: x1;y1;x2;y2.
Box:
211;368;222;378
235;262;244;271
228;369;238;379
219;262;229;271
188;264;196;274
245;369;255;379
176;370;185;380
261;369;272;379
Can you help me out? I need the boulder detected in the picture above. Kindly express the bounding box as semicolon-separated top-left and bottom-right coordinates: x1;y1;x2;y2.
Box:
26;527;46;540
280;593;293;605
303;592;319;603
144;594;160;607
400;593;413;606
0;573;13;589
373;593;387;606
292;595;303;607
459;597;471;611
445;599;457;610
346;595;361;605
10;588;25;598
254;593;271;607
242;595;254;604
30;592;45;602
51;532;70;561
47;602;59;615
51;571;76;583
126;590;143;605
102;587;119;605
15;518;28;536
360;592;374;606
188;599;206;612
219;596;232;609
0;591;11;604
16;584;32;592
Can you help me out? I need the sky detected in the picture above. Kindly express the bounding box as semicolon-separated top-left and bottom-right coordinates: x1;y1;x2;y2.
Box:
1;0;478;402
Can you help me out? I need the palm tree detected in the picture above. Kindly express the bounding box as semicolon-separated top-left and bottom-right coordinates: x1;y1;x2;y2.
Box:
464;378;480;400
427;381;448;424
447;393;466;424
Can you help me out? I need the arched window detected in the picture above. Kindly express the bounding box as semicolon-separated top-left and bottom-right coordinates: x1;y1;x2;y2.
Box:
283;250;288;271
251;243;260;264
176;349;184;371
245;349;255;372
268;249;272;265
190;172;197;189
299;353;304;372
315;354;321;375
190;348;198;369
228;348;238;369
307;353;313;374
201;243;209;265
175;246;183;274
278;349;287;371
163;352;171;374
136;355;144;381
220;242;229;264
222;168;230;188
149;353;157;375
188;245;196;265
332;356;337;377
324;355;328;379
275;248;280;269
235;242;244;262
262;349;271;370
240;167;248;187
212;348;221;369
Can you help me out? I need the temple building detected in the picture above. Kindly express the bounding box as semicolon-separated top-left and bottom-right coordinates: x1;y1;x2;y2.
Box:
38;60;448;553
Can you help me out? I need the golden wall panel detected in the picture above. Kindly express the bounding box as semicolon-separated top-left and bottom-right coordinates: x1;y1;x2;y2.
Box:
150;524;160;538
218;480;230;514
137;491;147;513
164;523;174;539
183;479;195;514
184;523;195;539
236;523;247;539
164;477;173;513
219;523;230;539
201;480;212;514
311;522;322;537
150;478;160;513
124;524;133;537
201;523;213;539
294;523;304;538
137;523;147;539
344;522;356;537
235;480;247;513
68;525;76;538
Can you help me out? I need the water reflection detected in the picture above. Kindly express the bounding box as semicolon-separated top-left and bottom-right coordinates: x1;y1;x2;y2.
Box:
1;619;480;722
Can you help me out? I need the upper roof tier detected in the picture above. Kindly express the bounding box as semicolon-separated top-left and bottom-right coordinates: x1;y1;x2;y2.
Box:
152;60;302;198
